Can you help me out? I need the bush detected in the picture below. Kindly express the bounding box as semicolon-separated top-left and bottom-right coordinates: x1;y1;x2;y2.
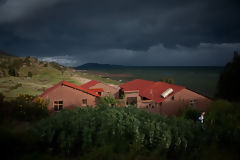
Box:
8;67;18;77
27;71;32;77
97;96;118;107
31;106;200;156
0;93;4;102
205;100;240;146
0;94;49;122
10;83;22;90
24;56;31;66
177;107;201;122
165;77;174;84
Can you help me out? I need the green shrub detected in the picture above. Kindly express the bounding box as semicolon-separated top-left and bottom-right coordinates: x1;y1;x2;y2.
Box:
10;83;22;90
31;106;200;155
177;107;201;122
205;100;240;146
97;96;118;107
0;93;4;102
24;56;31;66
8;67;18;76
165;77;174;84
28;71;33;77
0;94;49;122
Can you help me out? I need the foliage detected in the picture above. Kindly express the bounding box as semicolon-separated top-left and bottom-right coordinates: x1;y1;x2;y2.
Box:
31;106;201;156
24;56;31;66
177;106;201;122
205;100;240;146
0;94;49;122
12;58;24;70
217;51;240;101
165;77;174;84
1;99;240;159
28;71;33;77
8;66;18;76
0;92;4;102
10;83;22;90
97;96;118;107
159;77;174;84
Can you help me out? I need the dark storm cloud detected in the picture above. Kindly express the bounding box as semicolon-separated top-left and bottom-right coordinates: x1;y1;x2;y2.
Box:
0;0;240;66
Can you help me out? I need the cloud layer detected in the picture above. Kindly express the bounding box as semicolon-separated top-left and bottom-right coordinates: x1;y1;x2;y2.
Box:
38;43;240;67
0;0;240;66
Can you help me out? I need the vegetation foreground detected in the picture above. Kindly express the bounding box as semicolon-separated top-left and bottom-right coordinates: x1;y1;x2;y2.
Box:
0;94;240;160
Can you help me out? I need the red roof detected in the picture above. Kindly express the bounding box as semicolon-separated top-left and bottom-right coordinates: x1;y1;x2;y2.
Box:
40;80;100;97
80;80;100;89
120;79;185;103
89;88;104;92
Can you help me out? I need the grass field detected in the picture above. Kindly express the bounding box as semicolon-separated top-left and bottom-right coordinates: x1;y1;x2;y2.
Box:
0;57;120;99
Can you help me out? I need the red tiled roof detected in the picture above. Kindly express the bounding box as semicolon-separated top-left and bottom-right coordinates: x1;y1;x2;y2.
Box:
88;88;104;92
80;80;100;89
120;79;185;103
143;81;185;103
120;79;155;94
40;80;100;97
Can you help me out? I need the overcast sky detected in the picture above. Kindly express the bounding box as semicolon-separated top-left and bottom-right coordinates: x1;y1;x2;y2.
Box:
0;0;240;66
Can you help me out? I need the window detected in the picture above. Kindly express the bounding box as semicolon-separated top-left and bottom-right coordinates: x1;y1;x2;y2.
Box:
53;101;63;111
98;92;102;96
82;99;87;105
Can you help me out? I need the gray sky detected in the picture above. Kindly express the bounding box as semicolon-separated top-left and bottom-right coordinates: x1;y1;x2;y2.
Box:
0;0;240;66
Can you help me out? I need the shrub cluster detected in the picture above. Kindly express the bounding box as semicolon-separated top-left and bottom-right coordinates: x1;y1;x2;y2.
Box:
10;83;22;90
0;93;49;122
31;106;202;156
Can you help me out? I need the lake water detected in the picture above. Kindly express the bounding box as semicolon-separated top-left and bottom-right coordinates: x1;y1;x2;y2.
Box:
86;66;223;98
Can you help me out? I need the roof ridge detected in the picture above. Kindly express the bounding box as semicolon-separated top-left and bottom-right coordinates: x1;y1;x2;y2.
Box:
40;80;100;98
62;81;100;97
80;80;100;89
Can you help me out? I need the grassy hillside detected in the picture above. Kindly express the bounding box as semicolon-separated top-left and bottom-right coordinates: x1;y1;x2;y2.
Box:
0;51;120;99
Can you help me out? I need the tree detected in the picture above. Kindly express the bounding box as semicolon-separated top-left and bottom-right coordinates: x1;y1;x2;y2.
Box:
217;51;240;101
165;77;174;84
159;77;164;82
24;56;31;66
0;93;4;103
27;71;32;77
97;96;118;107
8;67;18;77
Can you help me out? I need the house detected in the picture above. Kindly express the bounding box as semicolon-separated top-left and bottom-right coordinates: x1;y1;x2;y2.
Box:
119;79;211;116
39;80;100;111
80;80;119;98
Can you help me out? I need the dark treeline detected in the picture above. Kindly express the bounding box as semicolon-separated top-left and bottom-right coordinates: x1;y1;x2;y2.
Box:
217;51;240;101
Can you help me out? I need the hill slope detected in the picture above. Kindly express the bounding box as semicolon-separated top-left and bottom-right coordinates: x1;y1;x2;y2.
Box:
0;51;119;99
